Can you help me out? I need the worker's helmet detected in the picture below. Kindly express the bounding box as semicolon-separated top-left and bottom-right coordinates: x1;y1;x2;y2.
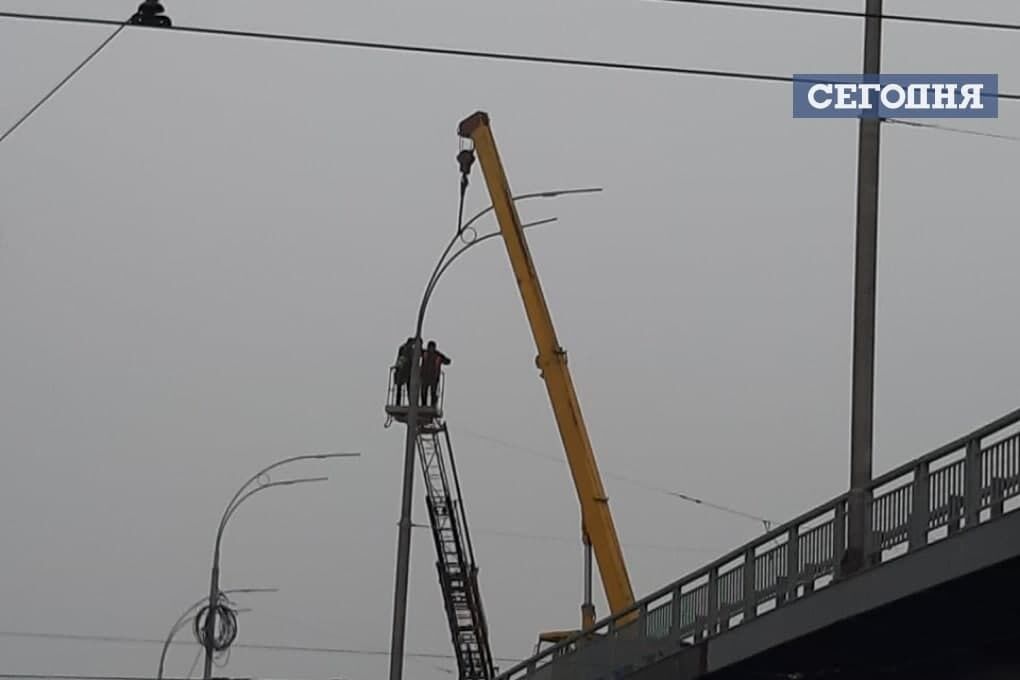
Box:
427;340;436;349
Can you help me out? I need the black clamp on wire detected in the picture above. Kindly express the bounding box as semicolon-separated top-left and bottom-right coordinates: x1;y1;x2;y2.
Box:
130;0;172;27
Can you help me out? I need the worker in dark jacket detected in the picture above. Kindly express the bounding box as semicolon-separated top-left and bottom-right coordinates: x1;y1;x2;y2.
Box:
394;337;415;405
420;340;451;408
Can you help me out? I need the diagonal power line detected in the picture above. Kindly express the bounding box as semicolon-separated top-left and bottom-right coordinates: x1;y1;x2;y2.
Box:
0;21;126;146
457;428;776;528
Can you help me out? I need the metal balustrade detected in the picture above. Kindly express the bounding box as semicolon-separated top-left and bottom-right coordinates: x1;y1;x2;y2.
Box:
498;407;1020;680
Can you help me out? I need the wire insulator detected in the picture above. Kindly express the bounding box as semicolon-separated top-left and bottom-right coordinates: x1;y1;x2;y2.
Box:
130;0;171;27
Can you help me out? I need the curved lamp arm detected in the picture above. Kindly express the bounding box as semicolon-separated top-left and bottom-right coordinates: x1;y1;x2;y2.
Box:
219;453;358;533
215;477;329;559
415;187;601;336
459;187;602;236
421;217;559;319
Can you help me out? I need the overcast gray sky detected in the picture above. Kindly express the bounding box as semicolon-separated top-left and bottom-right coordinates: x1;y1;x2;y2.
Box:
1;1;1018;679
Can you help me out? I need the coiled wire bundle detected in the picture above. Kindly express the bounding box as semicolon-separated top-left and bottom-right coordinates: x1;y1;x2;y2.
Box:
193;597;239;657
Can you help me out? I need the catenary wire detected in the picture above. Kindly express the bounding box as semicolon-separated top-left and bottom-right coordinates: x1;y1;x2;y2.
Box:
0;676;356;680
10;3;1020;34
885;118;1020;142
0;631;523;664
409;521;724;553
457;428;776;527
649;0;1020;33
1;11;1019;103
0;20;126;146
0;676;224;680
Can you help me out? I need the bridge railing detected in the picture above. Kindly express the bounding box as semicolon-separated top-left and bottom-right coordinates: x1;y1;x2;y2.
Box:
498;407;1020;680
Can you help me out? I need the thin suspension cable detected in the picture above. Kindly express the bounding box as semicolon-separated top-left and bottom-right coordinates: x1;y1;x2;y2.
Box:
885;118;1020;142
457;428;776;526
1;11;1019;102
0;676;224;680
0;630;523;664
0;21;126;146
409;521;723;553
0;676;357;680
10;3;1020;34
650;0;1020;33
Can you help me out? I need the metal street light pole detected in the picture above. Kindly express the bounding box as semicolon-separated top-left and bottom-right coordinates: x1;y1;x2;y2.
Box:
201;453;360;679
386;185;600;680
847;0;883;577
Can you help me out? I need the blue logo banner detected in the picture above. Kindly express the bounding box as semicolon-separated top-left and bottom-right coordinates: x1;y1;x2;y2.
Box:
792;74;999;118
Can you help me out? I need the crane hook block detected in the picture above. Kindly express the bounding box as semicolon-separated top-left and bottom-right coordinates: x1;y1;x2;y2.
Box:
457;149;475;179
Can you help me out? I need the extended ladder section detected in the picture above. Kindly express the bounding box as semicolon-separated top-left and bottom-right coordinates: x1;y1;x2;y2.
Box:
416;421;495;680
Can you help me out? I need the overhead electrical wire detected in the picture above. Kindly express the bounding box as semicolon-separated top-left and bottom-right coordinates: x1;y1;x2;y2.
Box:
457;428;776;528
409;521;723;553
7;2;1020;35
649;0;1020;33
0;630;523;665
0;674;355;680
885;118;1020;143
0;675;222;680
0;10;1018;103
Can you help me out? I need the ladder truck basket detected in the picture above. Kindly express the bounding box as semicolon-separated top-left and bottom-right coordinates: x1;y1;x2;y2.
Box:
384;365;445;423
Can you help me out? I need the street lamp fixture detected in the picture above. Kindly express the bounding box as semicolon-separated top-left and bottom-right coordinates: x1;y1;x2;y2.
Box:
200;452;360;679
386;182;601;680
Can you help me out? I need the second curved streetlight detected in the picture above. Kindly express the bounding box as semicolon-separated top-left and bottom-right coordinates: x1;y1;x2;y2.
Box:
201;452;359;679
387;185;601;680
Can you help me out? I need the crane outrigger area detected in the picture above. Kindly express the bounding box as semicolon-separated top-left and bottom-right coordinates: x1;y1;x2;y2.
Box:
457;111;637;638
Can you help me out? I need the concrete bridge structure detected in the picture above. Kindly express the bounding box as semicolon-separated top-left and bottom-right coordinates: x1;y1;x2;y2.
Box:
496;408;1020;680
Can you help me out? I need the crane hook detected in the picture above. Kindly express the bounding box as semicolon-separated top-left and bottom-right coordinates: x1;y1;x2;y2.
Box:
457;148;475;194
456;147;475;235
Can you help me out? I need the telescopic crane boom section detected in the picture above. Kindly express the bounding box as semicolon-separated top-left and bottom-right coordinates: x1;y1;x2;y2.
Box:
457;111;636;626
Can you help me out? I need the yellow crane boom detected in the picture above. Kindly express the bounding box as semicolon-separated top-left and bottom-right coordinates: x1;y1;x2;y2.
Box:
457;111;635;628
